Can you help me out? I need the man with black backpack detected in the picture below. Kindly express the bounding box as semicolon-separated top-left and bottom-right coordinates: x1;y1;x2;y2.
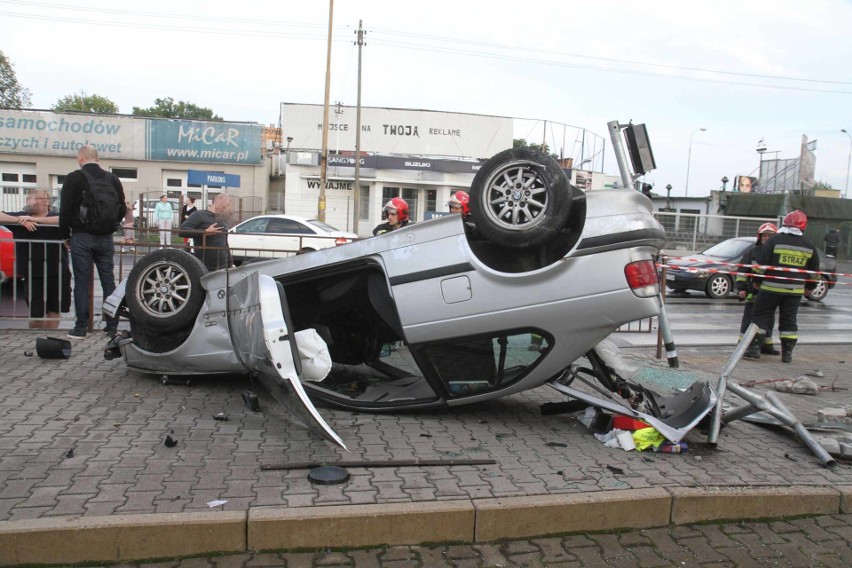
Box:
59;145;126;339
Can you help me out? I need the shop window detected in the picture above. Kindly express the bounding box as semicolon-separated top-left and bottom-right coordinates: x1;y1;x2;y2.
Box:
426;190;436;212
166;178;183;187
359;185;369;221
2;173;18;182
22;174;37;183
111;167;138;181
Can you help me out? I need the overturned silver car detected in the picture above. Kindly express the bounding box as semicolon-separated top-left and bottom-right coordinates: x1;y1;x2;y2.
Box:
106;145;700;449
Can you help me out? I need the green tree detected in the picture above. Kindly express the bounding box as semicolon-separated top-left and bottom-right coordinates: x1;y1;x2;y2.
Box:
132;97;222;121
0;50;32;108
53;92;119;113
811;181;834;191
512;138;557;159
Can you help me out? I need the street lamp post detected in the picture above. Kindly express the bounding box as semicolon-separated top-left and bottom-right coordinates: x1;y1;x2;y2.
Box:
684;128;707;197
665;184;672;210
842;129;851;199
721;176;729;191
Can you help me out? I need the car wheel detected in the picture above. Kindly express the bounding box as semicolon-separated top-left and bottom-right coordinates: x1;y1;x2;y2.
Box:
469;147;571;250
704;274;731;299
125;249;207;334
806;277;828;302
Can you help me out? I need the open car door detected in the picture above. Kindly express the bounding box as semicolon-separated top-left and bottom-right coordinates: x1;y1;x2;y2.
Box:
227;271;347;450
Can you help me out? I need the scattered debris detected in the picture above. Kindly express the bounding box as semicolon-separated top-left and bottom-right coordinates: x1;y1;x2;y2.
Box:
419;433;433;438
241;390;260;411
817;407;852;426
820;377;847;392
812;434;852;459
64;449;74;458
23;351;33;357
606;465;625;475
164;436;178;448
653;442;688;454
594;429;636;451
308;465;351;485
807;369;825;378
212;413;229;421
546;442;567;448
742;378;792;388
261;458;497;471
784;453;798;462
774;376;819;395
207;499;227;508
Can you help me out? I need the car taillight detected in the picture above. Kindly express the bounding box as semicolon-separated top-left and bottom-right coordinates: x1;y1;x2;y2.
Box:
624;260;660;298
334;238;351;246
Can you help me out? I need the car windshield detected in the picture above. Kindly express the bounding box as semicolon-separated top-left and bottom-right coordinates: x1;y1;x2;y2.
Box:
701;239;751;258
307;219;341;233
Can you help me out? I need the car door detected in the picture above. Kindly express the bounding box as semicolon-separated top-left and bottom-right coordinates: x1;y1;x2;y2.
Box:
227;271;346;449
264;217;308;255
228;217;270;261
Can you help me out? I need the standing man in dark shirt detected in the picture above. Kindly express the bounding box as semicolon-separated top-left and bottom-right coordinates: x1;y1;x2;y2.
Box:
1;191;71;329
178;193;233;271
59;145;126;339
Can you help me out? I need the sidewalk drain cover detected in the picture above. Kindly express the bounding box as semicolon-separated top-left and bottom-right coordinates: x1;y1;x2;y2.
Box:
308;465;350;485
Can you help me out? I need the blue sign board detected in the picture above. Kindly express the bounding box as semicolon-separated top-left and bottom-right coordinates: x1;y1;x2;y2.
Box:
187;169;241;188
146;120;262;165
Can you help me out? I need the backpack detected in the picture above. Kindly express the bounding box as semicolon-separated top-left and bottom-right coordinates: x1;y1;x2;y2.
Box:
79;169;121;235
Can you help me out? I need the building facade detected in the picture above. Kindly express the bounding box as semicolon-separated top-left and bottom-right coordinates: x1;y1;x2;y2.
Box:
0;109;267;217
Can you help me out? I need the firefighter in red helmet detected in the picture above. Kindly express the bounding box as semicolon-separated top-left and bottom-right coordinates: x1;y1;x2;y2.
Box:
373;197;411;236
447;191;470;217
735;222;779;354
745;210;819;363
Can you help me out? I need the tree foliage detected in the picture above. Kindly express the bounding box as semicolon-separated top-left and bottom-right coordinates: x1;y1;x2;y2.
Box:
132;97;222;121
53;92;119;114
811;181;834;191
512;138;558;159
0;50;32;108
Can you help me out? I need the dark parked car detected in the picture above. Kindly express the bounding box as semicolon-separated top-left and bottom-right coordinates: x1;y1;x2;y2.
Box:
664;236;837;301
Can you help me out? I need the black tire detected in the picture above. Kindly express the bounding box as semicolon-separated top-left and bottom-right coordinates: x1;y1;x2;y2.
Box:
806;277;828;302
125;249;208;334
704;274;731;299
469;147;571;250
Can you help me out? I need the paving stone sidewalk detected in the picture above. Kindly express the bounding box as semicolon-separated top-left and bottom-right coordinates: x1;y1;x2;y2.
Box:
97;513;852;567
1;330;849;525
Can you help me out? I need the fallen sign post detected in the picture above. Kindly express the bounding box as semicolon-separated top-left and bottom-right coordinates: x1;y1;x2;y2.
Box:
261;458;496;471
707;324;837;468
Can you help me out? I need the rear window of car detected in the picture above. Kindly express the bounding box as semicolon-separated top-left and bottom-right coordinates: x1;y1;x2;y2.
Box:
306;219;341;233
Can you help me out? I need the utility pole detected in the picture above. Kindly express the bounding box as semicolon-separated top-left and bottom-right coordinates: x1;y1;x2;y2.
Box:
353;20;366;234
318;0;334;222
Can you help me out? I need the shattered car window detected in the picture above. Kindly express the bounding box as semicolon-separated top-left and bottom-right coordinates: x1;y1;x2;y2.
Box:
418;331;550;398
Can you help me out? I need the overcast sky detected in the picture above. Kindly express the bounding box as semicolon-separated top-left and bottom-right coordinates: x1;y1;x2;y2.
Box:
3;0;851;196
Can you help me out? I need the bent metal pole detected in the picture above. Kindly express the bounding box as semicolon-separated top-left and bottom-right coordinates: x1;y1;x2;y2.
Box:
608;120;678;368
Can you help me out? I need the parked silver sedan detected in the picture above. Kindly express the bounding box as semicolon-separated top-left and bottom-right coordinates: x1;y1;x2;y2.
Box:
105;147;670;448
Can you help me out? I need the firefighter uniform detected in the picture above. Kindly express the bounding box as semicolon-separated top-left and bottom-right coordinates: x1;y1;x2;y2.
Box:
745;212;819;363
